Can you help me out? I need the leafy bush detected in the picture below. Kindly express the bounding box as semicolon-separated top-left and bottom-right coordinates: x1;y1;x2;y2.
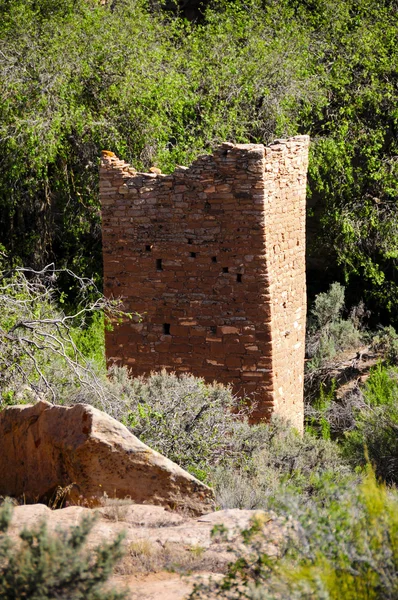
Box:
71;311;107;371
306;283;363;370
344;404;398;486
0;502;126;599
371;325;398;364
190;468;398;599
342;363;398;485
311;281;346;328
124;370;245;478
306;362;398;486
306;380;336;440
212;416;351;510
306;386;367;442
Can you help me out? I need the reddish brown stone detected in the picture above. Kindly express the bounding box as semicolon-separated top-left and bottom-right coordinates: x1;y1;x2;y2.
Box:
100;137;309;430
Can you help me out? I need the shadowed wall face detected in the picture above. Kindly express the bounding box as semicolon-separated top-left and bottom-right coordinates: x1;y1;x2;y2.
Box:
100;136;309;429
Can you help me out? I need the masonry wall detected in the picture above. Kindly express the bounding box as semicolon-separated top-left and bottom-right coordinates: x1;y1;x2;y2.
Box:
100;136;309;429
263;140;309;426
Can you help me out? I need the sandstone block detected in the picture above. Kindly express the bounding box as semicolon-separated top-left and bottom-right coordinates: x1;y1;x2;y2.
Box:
0;401;214;515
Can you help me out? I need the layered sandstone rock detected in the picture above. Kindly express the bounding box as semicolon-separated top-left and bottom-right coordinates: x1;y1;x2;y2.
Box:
0;401;214;515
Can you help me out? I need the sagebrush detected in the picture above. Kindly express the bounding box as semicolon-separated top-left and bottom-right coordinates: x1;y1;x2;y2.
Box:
0;502;126;600
190;468;398;599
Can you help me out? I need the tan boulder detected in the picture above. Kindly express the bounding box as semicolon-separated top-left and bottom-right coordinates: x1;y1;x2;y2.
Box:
0;401;214;515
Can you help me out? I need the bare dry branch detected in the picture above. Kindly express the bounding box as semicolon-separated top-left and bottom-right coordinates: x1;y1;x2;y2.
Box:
0;265;135;409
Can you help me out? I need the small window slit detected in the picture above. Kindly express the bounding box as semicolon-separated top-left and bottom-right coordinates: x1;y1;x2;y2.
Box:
237;274;242;282
163;323;171;335
223;267;229;273
156;259;163;271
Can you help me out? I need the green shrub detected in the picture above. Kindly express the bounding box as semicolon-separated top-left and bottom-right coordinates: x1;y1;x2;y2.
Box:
112;372;351;498
306;380;336;440
311;282;345;328
306;363;398;485
342;364;398;484
0;502;126;599
306;386;368;444
362;361;398;408
68;366;252;479
344;404;398;485
71;311;106;371
306;283;363;370
371;325;398;364
211;416;351;510
66;367;352;497
124;370;246;478
190;468;398;600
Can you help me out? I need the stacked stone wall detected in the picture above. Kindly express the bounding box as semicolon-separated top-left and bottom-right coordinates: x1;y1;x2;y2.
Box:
263;139;309;425
100;136;309;429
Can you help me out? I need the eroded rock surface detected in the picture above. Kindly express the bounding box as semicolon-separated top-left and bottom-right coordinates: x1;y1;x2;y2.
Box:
0;401;214;515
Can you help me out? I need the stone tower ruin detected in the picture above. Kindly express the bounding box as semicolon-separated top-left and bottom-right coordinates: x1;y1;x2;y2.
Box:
100;136;309;430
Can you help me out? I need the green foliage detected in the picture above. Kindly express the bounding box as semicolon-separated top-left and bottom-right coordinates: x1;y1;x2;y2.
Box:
190;468;398;599
75;366;252;479
306;380;336;440
306;283;363;369
371;325;398;364
0;502;126;599
212;415;351;510
362;361;398;407
302;0;398;316
311;282;345;328
71;311;106;371
342;364;398;484
0;0;318;289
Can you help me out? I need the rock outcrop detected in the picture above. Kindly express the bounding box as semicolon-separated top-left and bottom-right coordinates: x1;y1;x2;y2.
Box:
0;401;214;515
